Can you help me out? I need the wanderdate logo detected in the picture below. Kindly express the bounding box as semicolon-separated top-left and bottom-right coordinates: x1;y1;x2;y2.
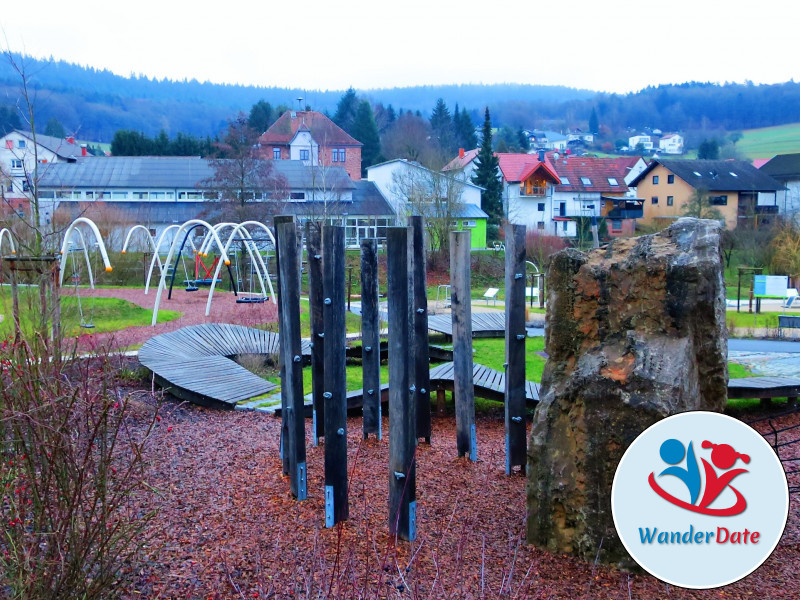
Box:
612;412;788;589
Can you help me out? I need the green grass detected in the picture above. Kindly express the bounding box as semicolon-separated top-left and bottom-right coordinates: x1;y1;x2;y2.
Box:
737;122;800;159
0;289;180;339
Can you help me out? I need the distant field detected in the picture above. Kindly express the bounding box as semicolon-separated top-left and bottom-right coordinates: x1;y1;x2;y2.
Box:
737;123;800;160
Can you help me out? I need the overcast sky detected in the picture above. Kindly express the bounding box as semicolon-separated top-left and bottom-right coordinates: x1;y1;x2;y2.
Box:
1;0;797;94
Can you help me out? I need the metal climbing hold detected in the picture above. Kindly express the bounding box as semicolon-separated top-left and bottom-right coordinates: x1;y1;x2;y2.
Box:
368;389;374;395
314;254;322;260
318;332;325;338
323;392;332;399
515;273;524;279
394;471;406;480
337;428;345;436
364;346;372;352
512;416;523;423
293;355;301;363
409;385;416;393
516;334;526;340
416;308;425;314
324;298;332;305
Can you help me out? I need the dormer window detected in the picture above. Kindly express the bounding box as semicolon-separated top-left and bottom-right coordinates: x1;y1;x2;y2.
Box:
299;149;310;161
607;177;619;186
580;177;592;185
560;177;570;185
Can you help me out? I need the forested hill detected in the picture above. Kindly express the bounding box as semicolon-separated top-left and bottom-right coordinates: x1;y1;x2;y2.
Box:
2;52;800;143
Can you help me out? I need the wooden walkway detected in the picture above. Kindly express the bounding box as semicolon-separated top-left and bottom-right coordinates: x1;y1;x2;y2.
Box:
728;376;800;404
429;361;540;403
138;324;310;410
427;311;506;338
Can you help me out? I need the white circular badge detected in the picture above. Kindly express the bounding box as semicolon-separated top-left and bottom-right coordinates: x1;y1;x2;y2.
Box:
612;411;788;589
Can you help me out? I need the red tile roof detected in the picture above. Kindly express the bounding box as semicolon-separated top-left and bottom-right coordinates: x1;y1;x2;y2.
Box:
443;148;479;171
259;111;361;147
545;154;633;193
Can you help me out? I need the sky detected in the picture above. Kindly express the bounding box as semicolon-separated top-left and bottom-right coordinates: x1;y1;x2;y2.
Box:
1;0;798;94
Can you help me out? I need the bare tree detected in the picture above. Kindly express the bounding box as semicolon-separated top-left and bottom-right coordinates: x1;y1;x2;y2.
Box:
391;163;465;256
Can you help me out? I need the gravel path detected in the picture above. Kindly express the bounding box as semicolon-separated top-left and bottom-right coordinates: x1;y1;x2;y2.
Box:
64;286;278;352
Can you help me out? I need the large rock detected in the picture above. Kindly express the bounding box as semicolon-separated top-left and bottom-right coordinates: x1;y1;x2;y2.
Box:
526;218;728;565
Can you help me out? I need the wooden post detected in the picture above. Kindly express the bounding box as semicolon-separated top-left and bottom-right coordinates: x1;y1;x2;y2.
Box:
323;225;348;526
361;238;381;440
450;230;476;461
305;221;325;444
409;216;431;443
504;224;527;474
274;216;307;500
387;227;416;541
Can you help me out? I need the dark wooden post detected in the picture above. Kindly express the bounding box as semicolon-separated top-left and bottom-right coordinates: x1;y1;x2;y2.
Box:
305;221;325;444
387;227;416;541
409;216;431;443
361;238;381;439
504;224;527;474
323;225;348;526
274;216;307;500
450;230;476;461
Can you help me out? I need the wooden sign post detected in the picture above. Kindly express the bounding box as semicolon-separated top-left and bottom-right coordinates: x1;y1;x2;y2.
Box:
450;230;476;461
274;215;307;500
409;216;432;443
504;223;527;474
323;225;348;526
361;238;381;439
387;227;416;541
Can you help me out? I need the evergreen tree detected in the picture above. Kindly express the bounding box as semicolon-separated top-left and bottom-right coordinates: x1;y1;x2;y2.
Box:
0;104;21;135
697;138;720;160
429;98;455;156
248;100;274;133
44;117;66;138
471;108;504;229
457;107;477;149
589;107;599;135
517;128;530;151
352;100;381;176
333;87;359;135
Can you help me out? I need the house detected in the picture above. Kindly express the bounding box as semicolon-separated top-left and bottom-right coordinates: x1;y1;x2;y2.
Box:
258;111;362;181
758;153;800;217
567;128;594;144
629;159;785;229
546;154;644;238
367;159;488;248
37;156;395;248
628;134;653;151
497;153;562;233
0;130;89;218
529;131;568;152
658;134;684;155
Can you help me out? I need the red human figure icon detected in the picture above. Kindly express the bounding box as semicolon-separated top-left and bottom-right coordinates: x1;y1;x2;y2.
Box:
698;441;750;512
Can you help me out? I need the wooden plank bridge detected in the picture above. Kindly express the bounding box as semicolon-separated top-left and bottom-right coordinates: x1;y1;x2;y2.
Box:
427;311;506;338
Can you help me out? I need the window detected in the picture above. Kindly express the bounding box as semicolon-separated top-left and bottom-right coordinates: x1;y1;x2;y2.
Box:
607;177;619;186
17;140;25;149
710;195;728;206
537;221;545;230
562;221;568;231
332;148;347;162
132;191;148;199
667;196;674;206
273;148;281;160
178;191;203;200
6;182;12;192
560;177;570;185
463;220;476;228
150;192;165;200
299;149;309;161
338;148;346;162
290;192;305;200
580;177;592;185
85;191;95;199
667;174;674;184
537;202;545;211
652;175;659;184
111;191;128;200
611;219;622;232
11;159;22;169
22;181;29;192
651;196;659;205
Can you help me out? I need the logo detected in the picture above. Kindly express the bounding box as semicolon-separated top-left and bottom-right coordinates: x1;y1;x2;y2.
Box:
612;412;788;589
648;439;749;516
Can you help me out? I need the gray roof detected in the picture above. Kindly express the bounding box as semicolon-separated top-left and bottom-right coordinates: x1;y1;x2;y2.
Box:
274;181;395;218
12;130;85;160
629;159;784;192
37;156;355;191
53;201;223;225
413;203;488;220
760;154;800;180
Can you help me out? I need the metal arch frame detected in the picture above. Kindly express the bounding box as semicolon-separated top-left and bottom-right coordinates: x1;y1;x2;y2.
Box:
121;225;161;294
58;217;112;288
63;229;95;288
204;223;274;316
0;228;16;255
166;223;236;301
143;224;200;295
151;219;230;326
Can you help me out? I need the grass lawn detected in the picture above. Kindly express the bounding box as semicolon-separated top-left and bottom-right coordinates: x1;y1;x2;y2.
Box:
0;289;180;339
737;122;800;159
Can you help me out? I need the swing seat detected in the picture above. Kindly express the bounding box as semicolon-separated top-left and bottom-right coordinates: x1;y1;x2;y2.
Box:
236;296;267;304
80;323;95;329
185;286;199;292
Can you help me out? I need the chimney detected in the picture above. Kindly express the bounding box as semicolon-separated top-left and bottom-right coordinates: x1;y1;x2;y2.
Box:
67;136;75;144
459;148;465;159
538;149;546;163
81;144;87;157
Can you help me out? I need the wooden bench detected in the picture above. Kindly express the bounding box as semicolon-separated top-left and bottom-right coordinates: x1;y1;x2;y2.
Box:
728;376;800;407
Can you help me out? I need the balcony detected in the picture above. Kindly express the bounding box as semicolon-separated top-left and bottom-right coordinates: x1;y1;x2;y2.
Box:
521;186;547;197
605;197;644;220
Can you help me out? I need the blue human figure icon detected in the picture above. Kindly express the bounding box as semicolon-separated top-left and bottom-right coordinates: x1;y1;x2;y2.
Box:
658;438;701;505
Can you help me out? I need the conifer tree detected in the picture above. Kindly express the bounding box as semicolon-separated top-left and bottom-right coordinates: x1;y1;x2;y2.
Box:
333;87;359;135
352;100;381;176
589;107;599;135
471;107;503;228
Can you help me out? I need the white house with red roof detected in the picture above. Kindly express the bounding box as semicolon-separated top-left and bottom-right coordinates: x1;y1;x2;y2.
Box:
658;133;684;155
258;111;362;180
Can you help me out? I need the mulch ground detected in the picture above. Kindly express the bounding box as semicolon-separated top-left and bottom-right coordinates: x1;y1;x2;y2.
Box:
78;288;800;598
115;389;800;599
